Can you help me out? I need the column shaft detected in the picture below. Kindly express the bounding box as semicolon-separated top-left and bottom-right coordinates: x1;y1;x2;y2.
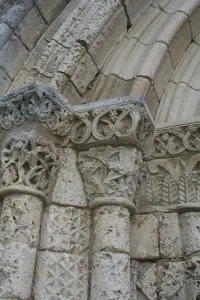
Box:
91;205;131;300
0;193;43;299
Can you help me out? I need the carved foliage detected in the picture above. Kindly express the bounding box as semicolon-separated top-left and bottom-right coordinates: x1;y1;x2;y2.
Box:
152;123;200;158
0;86;154;151
0;90;74;136
78;146;142;202
144;155;200;207
0;131;60;194
72;105;141;145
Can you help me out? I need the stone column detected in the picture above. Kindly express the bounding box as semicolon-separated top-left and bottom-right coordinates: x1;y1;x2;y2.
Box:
0;131;60;299
33;147;90;300
78;146;142;300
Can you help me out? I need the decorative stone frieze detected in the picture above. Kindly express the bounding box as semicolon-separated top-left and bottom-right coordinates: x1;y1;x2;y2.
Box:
0;82;154;151
152;119;200;158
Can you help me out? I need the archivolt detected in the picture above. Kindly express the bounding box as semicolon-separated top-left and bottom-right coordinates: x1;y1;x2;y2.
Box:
1;0;200;124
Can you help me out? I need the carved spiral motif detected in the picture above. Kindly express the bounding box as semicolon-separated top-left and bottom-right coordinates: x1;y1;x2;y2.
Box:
152;124;200;158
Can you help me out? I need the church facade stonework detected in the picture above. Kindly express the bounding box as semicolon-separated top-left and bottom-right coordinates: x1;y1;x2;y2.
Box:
2;0;200;299
0;81;200;300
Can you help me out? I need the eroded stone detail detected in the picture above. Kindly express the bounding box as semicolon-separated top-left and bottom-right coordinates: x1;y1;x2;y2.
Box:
152;122;200;158
0;193;42;247
40;205;90;255
1;131;60;195
51;148;87;206
0;242;36;299
130;260;157;300
34;251;88;300
130;214;159;259
91;251;130;300
78;146;142;203
0;83;154;150
140;155;200;208
93;205;130;253
158;262;185;300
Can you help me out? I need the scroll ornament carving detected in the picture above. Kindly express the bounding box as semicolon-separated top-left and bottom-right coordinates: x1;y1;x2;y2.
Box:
0;131;60;195
0;85;154;152
144;154;200;207
152;123;200;158
78;146;142;202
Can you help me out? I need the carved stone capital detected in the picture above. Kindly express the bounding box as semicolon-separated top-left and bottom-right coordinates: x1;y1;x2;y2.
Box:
78;146;142;209
0;130;60;203
0;81;154;203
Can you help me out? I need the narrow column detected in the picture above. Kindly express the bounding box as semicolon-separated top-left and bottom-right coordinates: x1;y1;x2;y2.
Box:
78;146;142;300
0;131;60;299
34;148;90;300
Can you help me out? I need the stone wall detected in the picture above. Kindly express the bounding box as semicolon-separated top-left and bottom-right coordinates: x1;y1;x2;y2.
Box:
2;0;200;123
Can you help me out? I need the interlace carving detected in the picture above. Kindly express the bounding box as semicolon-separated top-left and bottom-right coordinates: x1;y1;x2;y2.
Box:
78;146;142;202
141;154;200;207
152;123;200;158
0;131;60;194
0;88;74;136
0;83;154;151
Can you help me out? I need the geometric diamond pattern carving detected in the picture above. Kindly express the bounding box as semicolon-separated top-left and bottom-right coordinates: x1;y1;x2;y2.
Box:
34;251;88;300
40;206;90;255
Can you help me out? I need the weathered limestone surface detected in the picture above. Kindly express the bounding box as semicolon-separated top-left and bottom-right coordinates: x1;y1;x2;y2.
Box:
0;194;42;247
91;251;131;300
159;213;182;258
93;205;130;253
180;212;200;256
130;214;159;259
0;242;37;299
52;148;87;206
34;250;88;300
130;260;157;300
2;0;200;297
40;205;90;255
158;262;185;300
